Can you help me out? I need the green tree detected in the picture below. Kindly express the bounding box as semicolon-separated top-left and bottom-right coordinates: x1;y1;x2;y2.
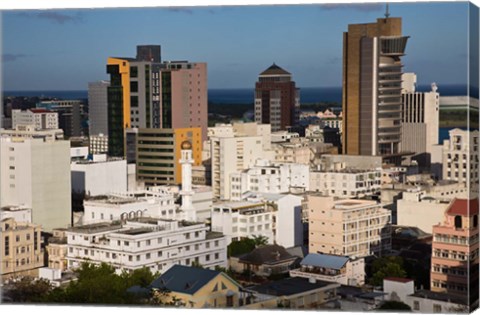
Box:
378;301;412;311
6;277;53;303
227;238;256;257
370;256;407;287
251;234;269;246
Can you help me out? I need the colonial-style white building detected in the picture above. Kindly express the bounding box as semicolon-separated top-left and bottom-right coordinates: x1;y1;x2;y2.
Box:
66;218;228;273
229;159;309;200
310;169;381;198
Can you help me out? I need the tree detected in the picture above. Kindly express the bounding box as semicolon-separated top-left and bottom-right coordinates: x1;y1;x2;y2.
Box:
5;277;53;303
227;238;256;257
378;301;412;311
369;256;407;287
251;235;269;246
45;262;157;305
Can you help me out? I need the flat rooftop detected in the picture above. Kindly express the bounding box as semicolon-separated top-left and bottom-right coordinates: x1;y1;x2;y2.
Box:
69;222;122;234
247;277;338;297
410;290;468;305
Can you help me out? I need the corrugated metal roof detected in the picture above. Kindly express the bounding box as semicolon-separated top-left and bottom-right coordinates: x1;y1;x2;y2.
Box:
300;253;349;269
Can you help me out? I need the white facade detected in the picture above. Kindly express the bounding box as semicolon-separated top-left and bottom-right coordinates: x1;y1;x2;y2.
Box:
210;134;267;200
271;131;300;143
0;130;71;231
383;278;415;303
271;141;312;164
211;201;274;245
66;218;228;273
309;169;381;198
406;292;469;313
442;128;479;195
397;189;462;234
230;159;309;200
12;109;59;130
70;146;89;160
211;193;303;248
81;190;177;225
0;205;32;223
89;134;109;154
400;75;440;165
71;158;127;197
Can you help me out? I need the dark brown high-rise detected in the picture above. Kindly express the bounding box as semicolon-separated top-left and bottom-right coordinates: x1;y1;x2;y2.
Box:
342;15;409;156
254;64;300;132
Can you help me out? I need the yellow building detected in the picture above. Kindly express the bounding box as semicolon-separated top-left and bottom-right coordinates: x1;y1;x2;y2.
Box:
0;218;43;281
149;265;244;308
46;229;68;271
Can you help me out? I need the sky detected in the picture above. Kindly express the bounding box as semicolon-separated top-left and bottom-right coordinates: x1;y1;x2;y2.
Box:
0;1;474;90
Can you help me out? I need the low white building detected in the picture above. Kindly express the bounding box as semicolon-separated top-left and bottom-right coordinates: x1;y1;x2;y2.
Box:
71;156;127;197
271;131;300;143
406;290;469;313
0;205;32;223
81;190;177;225
211;193;303;248
12;108;59;130
290;253;365;286
66;218;228;273
230;159;309;200
70;146;89;160
397;190;454;234
309;169;381;198
383;277;415;303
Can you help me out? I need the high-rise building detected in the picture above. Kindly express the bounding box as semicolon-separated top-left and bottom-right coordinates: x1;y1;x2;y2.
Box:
431;198;479;305
36;100;86;138
442;129;479;196
135;127;202;187
342;14;409;157
400;73;440;167
254;63;300;132
106;45;208;157
88;80;110;137
0;126;72;231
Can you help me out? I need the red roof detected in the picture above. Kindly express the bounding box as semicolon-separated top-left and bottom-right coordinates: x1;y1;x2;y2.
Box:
384;277;414;283
446;198;479;216
29;108;52;113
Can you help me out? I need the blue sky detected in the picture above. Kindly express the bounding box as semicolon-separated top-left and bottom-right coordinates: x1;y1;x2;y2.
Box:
1;2;471;90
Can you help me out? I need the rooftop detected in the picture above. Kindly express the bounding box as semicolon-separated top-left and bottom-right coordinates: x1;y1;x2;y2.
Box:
259;63;291;76
410;289;468;305
446;198;479;216
248;277;338;297
69;222;122;234
150;265;225;295
384;277;413;283
235;244;297;265
300;253;349;270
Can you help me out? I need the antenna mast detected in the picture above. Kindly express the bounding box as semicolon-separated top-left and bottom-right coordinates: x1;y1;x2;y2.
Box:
385;3;390;18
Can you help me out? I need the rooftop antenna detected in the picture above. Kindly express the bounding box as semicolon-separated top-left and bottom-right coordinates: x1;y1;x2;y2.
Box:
385;3;390;18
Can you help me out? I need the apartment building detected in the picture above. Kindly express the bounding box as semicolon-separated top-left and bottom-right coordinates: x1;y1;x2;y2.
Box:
211;193;303;248
229;159;309;200
442;129;479;195
309;169;381;199
71;156;127;197
46;229;68;271
0;126;71;231
12;108;59;130
431;198;479;304
1;218;43;280
66;218;227;273
81;190;177;225
308;195;391;257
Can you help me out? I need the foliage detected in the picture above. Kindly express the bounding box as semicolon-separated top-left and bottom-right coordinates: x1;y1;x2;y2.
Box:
44;262;157;305
190;260;204;269
251;234;269;246
227;238;256;257
378;300;412;311
369;256;407;287
5;277;53;303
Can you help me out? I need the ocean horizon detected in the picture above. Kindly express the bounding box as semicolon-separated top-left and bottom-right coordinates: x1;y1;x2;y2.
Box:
2;84;470;105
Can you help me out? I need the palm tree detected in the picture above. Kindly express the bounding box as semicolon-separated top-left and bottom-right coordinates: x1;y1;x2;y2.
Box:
251;235;269;246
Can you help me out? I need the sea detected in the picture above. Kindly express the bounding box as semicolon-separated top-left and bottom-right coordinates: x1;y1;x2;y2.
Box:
3;84;473;143
2;84;470;105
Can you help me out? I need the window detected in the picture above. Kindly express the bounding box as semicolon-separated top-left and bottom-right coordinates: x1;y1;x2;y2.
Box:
16;235;20;242
206;254;210;261
433;304;442;313
4;236;10;256
146;240;151;246
146;253;151;259
157;251;162;257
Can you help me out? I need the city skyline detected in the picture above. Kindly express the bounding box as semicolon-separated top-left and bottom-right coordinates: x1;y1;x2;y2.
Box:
1;1;471;91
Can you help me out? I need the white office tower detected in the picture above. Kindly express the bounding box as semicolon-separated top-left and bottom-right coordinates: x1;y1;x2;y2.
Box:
400;73;440;167
179;141;196;221
1;126;71;231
